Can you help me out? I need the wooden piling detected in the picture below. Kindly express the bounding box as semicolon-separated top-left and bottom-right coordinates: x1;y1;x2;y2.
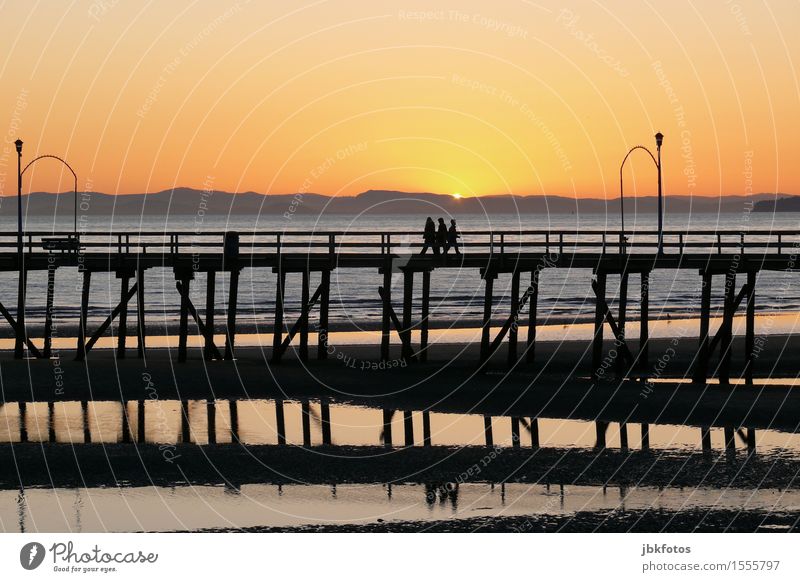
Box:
181;400;191;443
48;401;56;443
82;401;91;443
19;402;27;443
616;273;628;375
592;271;607;380
43;265;55;358
480;272;495;362
136;266;146;359
638;271;650;371
76;270;91;361
317;270;331;360
271;270;286;363
137;400;145;443
320;401;331;445
206;399;216;445
229;400;239;442
694;271;713;384
299;269;310;361
401;270;414;361
724;426;736;452
382;409;393;447
422;410;431;446
14;266;26;359
117;274;130;359
120;402;130;444
508;270;521;366
204;271;216;361
719;272;736;385
744;271;756;385
381;262;392;361
224;268;239;360
640;423;650;451
420;270;431;363
619;422;628;450
483;416;493;447
529;417;540;448
301;401;311;446
595;421;607;448
747;428;756;451
526;269;540;364
178;275;190;363
511;417;521;448
275;399;286;445
701;426;712;451
403;410;414;446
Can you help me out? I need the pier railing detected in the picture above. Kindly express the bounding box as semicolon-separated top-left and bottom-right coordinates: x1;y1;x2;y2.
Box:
0;229;798;256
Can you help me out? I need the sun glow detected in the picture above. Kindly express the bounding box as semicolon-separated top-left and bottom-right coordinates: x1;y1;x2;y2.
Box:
452;193;463;199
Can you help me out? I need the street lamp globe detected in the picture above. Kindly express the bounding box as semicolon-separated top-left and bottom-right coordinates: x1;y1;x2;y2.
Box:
655;132;664;148
14;139;23;154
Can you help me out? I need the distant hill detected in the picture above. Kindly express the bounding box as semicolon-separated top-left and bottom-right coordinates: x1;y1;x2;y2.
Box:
753;196;800;212
0;188;782;218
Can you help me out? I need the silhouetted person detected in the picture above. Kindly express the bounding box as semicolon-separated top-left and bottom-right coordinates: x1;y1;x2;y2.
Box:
420;217;438;255
447;219;461;255
437;218;448;254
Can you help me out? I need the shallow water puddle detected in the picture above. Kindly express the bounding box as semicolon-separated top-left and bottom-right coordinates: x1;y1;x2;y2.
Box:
2;399;800;454
3;482;798;533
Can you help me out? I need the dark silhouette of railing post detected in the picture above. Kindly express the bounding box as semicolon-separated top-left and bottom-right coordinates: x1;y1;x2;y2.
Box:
223;232;240;360
136;266;146;359
204;271;216;361
694;271;713;384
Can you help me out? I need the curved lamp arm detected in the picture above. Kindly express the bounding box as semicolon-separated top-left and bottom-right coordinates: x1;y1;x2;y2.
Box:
619;145;659;244
21;155;79;235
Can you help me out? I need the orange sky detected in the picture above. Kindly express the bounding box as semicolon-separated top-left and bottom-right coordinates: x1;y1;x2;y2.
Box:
0;1;798;198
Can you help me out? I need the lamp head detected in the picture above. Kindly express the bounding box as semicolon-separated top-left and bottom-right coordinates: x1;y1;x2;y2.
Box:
655;132;664;148
14;139;22;154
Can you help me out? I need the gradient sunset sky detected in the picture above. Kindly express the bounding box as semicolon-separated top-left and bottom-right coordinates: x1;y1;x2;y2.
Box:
0;1;797;198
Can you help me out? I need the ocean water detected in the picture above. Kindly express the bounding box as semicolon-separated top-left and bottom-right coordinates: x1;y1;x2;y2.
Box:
1;211;799;336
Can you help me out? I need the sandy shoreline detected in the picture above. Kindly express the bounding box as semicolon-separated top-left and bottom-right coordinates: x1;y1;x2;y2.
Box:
202;508;798;533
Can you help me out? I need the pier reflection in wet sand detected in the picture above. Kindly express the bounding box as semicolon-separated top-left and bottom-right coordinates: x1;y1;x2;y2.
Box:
1;398;798;454
4;481;798;533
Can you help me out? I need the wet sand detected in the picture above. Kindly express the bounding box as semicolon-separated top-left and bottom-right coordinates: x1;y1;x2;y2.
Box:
4;443;800;491
210;508;798;533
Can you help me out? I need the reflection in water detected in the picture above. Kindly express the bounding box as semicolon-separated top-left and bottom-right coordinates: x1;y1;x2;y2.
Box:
0;399;798;454
5;481;799;533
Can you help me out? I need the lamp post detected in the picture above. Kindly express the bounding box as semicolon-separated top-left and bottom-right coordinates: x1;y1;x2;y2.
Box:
13;140;80;358
14;139;24;358
655;132;664;255
619;132;664;256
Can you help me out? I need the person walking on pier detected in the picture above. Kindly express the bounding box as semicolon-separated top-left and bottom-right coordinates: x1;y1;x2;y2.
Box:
447;219;461;255
420;217;439;255
437;218;448;254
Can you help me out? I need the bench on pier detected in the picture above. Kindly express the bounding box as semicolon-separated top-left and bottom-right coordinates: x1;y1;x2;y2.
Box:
41;235;82;253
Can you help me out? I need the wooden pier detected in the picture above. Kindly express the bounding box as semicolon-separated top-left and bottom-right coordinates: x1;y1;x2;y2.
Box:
0;228;798;388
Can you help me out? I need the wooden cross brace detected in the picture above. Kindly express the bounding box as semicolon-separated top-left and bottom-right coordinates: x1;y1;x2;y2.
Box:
272;280;325;361
591;279;635;366
378;286;417;363
0;300;42;357
175;281;223;360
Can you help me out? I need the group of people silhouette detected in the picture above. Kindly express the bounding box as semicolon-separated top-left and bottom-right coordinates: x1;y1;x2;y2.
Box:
420;217;461;256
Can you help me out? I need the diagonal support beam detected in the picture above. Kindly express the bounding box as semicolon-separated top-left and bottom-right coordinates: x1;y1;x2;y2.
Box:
175;281;223;360
0;301;42;358
273;282;325;360
707;282;750;357
378;286;417;362
84;282;139;353
591;280;634;366
485;282;536;361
